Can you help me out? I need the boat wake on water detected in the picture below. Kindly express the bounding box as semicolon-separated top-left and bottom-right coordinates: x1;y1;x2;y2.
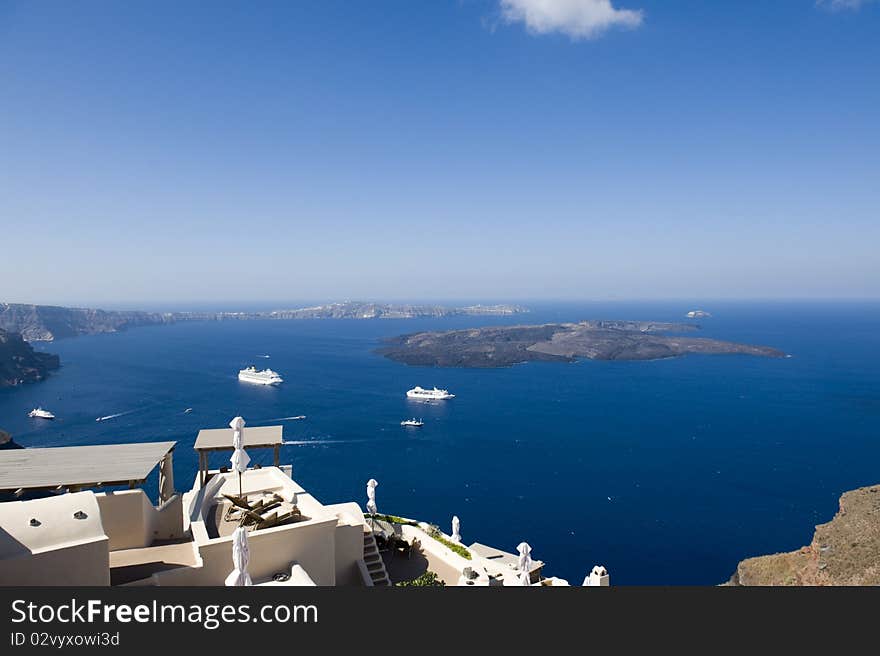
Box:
95;409;140;422
267;415;307;422
282;437;396;446
283;439;359;446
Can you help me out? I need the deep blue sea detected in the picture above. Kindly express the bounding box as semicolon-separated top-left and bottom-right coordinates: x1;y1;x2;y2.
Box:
2;301;879;585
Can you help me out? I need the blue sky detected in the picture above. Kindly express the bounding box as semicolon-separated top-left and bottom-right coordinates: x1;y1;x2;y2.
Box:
1;1;877;306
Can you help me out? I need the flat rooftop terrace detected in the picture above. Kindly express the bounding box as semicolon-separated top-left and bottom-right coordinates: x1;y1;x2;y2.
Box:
109;539;198;586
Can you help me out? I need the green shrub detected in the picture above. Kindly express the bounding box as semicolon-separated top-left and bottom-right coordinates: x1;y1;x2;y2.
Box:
427;526;472;560
365;514;471;560
396;571;445;587
366;513;418;526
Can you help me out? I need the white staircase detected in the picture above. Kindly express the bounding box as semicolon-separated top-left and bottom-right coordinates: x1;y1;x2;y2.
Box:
363;530;391;586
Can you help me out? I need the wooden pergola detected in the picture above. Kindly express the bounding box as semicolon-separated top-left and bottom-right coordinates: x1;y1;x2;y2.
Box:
0;441;177;502
193;425;283;485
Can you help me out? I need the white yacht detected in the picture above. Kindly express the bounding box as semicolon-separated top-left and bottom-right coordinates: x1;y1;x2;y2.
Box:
238;366;284;385
406;386;455;401
401;418;424;427
28;408;55;420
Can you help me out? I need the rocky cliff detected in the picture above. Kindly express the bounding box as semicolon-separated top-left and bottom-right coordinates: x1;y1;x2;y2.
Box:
0;303;174;342
0;302;528;342
0;328;61;387
729;484;880;585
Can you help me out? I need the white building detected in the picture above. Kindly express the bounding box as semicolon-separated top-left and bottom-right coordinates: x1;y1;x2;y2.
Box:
0;423;577;587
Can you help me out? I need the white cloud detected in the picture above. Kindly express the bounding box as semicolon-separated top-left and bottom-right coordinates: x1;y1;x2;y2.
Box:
499;0;644;40
816;0;876;10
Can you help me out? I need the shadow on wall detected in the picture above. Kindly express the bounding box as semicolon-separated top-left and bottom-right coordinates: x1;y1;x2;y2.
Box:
0;525;31;561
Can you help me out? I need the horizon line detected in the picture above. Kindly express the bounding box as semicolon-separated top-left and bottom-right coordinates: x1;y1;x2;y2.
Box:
3;296;880;311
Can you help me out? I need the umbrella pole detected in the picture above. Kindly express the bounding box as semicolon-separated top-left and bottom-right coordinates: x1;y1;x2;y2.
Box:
238;471;242;499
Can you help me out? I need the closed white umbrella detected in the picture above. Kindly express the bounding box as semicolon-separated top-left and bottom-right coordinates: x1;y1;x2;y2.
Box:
517;542;533;586
224;526;253;586
366;479;378;516
229;416;249;498
451;516;461;543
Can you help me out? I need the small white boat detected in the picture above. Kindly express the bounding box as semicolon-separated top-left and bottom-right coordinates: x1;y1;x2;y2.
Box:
28;407;55;420
184;408;193;414
401;418;424;427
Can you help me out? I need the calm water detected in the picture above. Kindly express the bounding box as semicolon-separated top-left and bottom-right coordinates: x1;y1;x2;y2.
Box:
2;301;879;585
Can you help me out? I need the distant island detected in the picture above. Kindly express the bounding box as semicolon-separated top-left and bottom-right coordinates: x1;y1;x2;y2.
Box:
0;328;60;388
0;302;528;342
237;302;527;321
378;320;786;367
0;301;526;384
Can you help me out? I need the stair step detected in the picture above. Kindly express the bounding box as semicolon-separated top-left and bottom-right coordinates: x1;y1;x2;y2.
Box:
361;535;391;587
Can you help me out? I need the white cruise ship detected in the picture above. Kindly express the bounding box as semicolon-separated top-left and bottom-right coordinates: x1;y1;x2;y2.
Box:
238;366;284;386
406;386;455;401
28;407;55;419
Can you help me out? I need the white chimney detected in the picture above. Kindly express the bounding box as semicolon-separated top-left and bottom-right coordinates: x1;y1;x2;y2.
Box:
583;565;610;587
